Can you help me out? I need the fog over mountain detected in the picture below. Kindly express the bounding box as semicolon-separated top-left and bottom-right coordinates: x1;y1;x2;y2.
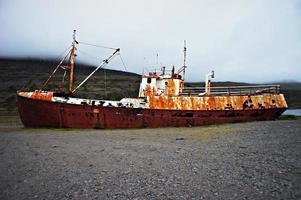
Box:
0;0;300;82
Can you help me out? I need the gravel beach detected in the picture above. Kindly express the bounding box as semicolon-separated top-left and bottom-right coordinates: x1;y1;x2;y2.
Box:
0;117;300;199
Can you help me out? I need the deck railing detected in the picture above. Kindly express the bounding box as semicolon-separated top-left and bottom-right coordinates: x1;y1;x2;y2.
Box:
182;85;281;96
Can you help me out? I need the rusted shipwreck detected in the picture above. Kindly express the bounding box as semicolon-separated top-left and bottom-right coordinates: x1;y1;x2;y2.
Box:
17;31;287;128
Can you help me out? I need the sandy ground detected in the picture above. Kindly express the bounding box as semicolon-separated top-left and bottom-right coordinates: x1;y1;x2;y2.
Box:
0;116;300;200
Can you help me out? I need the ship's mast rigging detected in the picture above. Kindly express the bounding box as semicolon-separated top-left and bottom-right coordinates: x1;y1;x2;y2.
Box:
40;30;121;96
40;30;78;95
40;48;72;91
72;48;120;93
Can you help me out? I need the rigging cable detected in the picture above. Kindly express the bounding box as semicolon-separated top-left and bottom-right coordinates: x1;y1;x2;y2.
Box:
77;41;118;50
21;45;72;91
55;45;73;61
77;48;109;97
77;49;102;62
104;68;107;97
40;48;72;90
77;48;108;97
72;48;120;93
77;41;128;72
118;53;128;72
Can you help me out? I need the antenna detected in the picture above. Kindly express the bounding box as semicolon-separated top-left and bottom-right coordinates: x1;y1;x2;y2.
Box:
178;40;187;80
183;40;187;67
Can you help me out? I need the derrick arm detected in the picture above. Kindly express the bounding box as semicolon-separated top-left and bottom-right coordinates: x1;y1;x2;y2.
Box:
72;48;120;94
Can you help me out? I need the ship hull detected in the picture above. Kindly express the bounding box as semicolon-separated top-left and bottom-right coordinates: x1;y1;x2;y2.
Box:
17;94;286;129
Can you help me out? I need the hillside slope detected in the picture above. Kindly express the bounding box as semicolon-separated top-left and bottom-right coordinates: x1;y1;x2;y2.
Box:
0;58;300;114
0;58;141;114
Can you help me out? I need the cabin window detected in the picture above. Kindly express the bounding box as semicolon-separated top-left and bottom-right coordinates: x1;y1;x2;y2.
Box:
147;77;151;84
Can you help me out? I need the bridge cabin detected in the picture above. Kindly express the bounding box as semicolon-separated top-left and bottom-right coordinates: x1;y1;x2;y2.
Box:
138;66;184;98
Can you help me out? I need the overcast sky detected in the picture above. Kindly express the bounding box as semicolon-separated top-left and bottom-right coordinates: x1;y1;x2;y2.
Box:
0;0;300;82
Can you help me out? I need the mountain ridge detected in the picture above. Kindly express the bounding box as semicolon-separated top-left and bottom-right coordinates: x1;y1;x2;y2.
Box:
1;58;300;114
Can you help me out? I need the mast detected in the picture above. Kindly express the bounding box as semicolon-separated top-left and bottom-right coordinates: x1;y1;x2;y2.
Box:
69;30;77;96
40;30;120;95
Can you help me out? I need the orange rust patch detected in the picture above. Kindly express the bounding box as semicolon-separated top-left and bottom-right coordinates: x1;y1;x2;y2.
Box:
18;91;53;101
148;94;287;110
165;79;176;96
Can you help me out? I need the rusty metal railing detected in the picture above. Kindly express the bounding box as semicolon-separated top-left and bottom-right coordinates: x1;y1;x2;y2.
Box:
182;85;281;96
